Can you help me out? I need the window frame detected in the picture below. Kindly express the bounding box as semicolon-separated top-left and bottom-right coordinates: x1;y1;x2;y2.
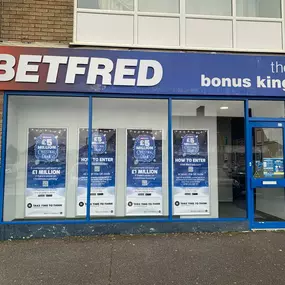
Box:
73;0;285;52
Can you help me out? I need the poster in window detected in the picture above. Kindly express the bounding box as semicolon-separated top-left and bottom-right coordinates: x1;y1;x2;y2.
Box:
173;130;210;215
77;128;116;216
26;128;67;217
126;129;163;216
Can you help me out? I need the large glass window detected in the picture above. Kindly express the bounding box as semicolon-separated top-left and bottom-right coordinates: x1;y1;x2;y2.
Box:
91;98;168;219
186;0;232;16
138;0;180;13
237;0;281;18
3;96;89;221
249;101;285;118
78;0;134;11
172;100;246;218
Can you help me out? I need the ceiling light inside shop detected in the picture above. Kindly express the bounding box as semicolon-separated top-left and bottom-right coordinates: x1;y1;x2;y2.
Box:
220;106;229;110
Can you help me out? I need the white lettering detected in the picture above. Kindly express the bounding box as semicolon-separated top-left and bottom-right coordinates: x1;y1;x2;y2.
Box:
65;56;89;84
87;57;113;85
43;56;68;83
114;59;137;86
137;60;163;86
15;55;42;83
0;54;16;81
257;76;266;88
201;74;211;87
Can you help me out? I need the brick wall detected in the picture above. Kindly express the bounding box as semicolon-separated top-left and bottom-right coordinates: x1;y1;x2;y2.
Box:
1;0;73;44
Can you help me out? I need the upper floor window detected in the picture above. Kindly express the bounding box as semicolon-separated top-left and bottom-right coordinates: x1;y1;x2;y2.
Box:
75;0;284;51
236;0;281;18
78;0;134;11
138;0;180;13
186;0;232;16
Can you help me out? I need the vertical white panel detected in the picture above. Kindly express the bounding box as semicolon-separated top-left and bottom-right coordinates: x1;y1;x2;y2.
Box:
186;18;233;48
138;16;180;46
76;12;134;45
236;21;282;50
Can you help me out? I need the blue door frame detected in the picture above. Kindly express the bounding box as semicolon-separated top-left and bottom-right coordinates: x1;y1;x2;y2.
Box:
247;120;285;229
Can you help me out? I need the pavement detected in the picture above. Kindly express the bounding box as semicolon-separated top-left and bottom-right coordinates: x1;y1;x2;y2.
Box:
1;231;285;285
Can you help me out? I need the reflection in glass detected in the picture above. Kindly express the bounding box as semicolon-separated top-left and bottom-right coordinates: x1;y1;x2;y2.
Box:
172;100;246;219
237;0;281;18
3;97;89;221
249;101;285;118
138;0;179;13
252;128;284;179
78;0;134;11
186;0;232;16
92;98;168;219
254;188;285;222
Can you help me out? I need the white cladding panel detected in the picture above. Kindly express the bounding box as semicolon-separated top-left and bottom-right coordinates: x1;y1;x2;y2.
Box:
236;21;283;50
137;16;180;47
76;12;134;45
75;0;285;51
186;19;233;48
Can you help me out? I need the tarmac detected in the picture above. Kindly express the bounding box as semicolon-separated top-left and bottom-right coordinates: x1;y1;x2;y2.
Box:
1;231;285;285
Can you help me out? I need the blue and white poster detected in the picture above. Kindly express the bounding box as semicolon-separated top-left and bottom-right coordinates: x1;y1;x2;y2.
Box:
77;128;116;216
26;128;67;217
173;130;210;215
126;129;163;216
263;158;284;177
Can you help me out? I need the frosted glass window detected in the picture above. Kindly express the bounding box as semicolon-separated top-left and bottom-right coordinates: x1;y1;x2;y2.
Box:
237;0;281;18
186;0;232;16
138;0;179;13
78;0;134;11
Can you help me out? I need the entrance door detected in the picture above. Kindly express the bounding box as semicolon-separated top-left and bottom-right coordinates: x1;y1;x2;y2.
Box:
249;121;285;228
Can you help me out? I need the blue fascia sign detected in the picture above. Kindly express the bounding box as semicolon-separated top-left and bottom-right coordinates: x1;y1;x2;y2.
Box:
1;46;285;96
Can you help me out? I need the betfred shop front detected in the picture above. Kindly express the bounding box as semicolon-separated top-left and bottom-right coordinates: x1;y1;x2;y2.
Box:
1;46;285;239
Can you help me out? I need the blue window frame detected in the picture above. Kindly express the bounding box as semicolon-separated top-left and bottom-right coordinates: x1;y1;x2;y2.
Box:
2;92;273;227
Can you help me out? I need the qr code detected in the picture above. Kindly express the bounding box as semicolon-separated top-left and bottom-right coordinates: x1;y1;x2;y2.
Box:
188;167;193;172
142;180;148;186
43;181;49;187
94;166;100;172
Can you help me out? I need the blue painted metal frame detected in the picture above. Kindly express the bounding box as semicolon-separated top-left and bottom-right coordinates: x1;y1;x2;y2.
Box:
0;93;8;223
0;91;255;226
86;96;93;220
248;120;285;229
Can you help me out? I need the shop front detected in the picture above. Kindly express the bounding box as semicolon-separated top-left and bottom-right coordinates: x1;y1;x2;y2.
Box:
1;46;285;238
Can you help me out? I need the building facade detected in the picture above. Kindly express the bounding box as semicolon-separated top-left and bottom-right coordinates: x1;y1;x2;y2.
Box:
1;0;285;240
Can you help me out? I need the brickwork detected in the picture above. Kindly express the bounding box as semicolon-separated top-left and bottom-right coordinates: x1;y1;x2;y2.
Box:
1;0;73;44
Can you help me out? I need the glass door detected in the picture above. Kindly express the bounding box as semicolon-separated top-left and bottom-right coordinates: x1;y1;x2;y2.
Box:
249;121;285;227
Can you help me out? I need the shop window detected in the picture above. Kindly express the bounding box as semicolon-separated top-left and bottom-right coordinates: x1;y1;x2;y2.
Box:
248;101;285;117
77;0;134;11
236;0;281;18
3;96;89;221
138;0;180;13
172;100;246;218
91;98;168;218
186;0;232;16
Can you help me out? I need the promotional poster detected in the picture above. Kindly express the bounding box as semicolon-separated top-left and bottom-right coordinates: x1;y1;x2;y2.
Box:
26;128;67;217
126;129;163;216
77;128;116;216
263;158;284;177
173;130;210;215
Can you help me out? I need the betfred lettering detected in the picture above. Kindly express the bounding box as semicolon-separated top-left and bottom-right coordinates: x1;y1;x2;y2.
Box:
0;54;163;87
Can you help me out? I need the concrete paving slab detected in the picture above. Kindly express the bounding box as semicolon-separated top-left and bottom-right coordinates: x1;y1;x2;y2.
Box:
1;232;285;285
0;237;112;285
